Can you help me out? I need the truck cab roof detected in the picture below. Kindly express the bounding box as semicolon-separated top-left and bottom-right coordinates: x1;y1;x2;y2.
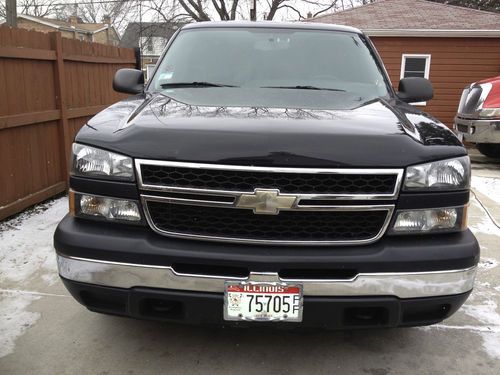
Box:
181;20;363;35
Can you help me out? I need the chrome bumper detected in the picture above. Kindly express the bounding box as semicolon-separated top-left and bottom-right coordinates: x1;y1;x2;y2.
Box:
57;254;477;299
455;117;500;143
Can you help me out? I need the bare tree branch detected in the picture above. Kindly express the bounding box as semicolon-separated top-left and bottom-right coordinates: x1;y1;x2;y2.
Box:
54;0;139;34
277;4;304;19
18;0;60;18
313;2;337;17
148;0;364;23
230;0;239;19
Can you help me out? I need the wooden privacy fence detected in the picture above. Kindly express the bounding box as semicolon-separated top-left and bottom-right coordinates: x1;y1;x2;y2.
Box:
0;26;137;220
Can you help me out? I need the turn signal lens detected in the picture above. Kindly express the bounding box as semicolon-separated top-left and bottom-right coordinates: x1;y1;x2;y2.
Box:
391;206;467;234
77;193;141;222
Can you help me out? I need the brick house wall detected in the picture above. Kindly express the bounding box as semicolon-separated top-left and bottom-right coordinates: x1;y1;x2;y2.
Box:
92;28;120;46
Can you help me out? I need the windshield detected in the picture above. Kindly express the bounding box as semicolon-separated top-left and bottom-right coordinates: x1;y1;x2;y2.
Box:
149;27;390;100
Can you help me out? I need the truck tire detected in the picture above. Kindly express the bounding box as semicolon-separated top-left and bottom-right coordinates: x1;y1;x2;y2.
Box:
477;144;500;158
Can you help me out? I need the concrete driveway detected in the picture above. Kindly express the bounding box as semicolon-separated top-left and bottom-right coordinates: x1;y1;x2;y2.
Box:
1;151;499;375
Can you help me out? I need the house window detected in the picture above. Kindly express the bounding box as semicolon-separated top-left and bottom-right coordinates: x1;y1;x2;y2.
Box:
400;54;431;105
145;64;156;81
140;37;167;56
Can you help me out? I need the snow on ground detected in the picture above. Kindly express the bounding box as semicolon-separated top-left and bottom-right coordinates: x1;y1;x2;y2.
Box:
0;197;68;358
461;284;500;360
479;257;499;270
0;292;41;358
465;176;500;360
0;197;68;285
472;176;500;204
469;199;500;237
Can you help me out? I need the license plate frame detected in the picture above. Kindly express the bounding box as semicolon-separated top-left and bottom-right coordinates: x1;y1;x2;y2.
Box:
224;281;303;322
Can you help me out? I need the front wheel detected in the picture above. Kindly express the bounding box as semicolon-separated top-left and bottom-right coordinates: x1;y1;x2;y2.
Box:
477;143;500;158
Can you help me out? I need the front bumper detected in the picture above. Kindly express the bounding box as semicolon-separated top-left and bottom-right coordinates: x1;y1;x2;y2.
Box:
57;254;476;299
455;117;500;143
54;215;479;327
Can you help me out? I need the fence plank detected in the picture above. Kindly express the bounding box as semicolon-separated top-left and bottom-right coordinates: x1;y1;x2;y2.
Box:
63;54;135;64
67;105;107;119
50;32;71;185
0;110;60;130
0;182;67;220
0;27;136;220
0;46;56;60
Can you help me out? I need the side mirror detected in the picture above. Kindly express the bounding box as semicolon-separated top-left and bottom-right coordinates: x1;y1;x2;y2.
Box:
397;77;433;103
113;68;144;94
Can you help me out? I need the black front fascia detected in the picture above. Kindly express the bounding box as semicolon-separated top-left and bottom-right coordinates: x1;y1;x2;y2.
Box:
55;214;479;273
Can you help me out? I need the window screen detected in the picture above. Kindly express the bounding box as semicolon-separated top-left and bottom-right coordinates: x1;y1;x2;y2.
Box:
401;55;430;79
146;64;156;81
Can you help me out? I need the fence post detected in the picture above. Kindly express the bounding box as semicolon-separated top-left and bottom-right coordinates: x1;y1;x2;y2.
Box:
50;32;71;186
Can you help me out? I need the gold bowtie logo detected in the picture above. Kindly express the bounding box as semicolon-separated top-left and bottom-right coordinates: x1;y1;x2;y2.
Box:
236;189;297;215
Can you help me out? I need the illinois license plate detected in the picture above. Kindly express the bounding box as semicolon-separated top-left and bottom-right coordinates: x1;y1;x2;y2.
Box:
224;282;303;322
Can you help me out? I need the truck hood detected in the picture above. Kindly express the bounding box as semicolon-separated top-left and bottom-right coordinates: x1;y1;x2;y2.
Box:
77;88;465;168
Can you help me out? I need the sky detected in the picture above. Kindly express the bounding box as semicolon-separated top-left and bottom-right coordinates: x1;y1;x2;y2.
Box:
4;0;366;26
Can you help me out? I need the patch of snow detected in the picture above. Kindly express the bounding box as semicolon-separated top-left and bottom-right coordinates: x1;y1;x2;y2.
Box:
472;176;500;203
468;200;500;236
0;197;68;285
420;324;500;333
0;197;67;358
477;281;491;288
0;292;41;358
462;299;500;327
482;333;500;359
478;258;498;270
461;286;500;359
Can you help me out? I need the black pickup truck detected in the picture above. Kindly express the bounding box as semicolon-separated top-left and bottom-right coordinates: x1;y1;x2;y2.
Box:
54;22;479;329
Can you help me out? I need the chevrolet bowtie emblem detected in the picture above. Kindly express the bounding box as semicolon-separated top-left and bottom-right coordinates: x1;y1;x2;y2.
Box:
236;189;297;215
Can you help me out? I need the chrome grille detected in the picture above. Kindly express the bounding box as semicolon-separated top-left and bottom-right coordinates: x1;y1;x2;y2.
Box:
140;164;398;195
145;201;391;244
136;160;402;245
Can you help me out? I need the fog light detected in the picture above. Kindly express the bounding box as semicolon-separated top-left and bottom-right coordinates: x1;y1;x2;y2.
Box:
77;193;141;222
391;206;466;234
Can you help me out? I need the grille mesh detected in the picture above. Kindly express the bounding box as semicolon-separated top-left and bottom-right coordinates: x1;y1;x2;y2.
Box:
146;202;388;242
140;165;397;195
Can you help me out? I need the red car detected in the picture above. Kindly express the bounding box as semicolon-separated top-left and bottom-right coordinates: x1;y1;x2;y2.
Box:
455;76;500;158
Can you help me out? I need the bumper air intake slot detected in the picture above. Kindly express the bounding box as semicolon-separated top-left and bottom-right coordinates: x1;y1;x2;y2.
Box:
172;263;250;278
343;306;390;326
279;268;358;280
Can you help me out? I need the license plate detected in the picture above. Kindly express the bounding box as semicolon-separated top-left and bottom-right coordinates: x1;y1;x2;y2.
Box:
224;282;303;322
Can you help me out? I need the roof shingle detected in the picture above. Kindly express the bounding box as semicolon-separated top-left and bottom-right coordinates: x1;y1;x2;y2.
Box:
309;0;500;30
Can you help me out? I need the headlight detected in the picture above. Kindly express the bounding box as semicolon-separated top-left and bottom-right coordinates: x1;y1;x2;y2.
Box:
404;156;470;191
70;191;141;222
390;206;467;234
71;143;134;181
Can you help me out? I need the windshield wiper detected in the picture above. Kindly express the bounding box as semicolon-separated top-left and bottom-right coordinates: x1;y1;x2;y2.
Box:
160;81;238;88
261;85;345;92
